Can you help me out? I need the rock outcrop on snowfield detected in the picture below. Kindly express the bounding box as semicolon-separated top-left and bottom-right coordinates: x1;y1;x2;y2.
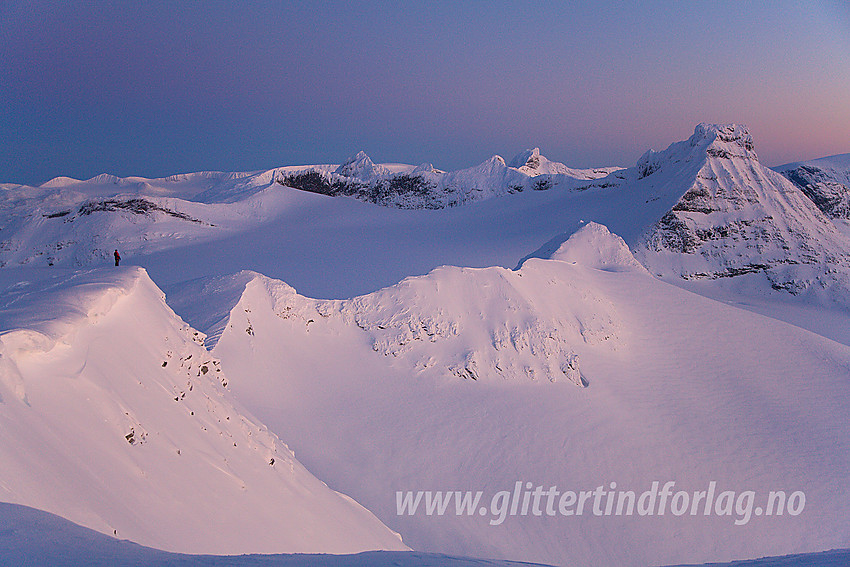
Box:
630;124;850;302
775;153;850;219
0;179;300;268
0;267;407;555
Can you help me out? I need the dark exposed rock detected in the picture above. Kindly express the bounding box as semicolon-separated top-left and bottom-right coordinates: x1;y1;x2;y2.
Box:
780;165;850;219
76;198;205;224
279;170;446;209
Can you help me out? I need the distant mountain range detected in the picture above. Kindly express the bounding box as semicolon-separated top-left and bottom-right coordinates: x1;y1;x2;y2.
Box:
3;124;848;307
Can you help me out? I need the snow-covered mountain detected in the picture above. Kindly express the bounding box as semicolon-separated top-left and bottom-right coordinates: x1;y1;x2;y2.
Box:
5;124;848;311
0;147;614;266
165;224;850;567
774;153;850;219
0;267;406;554
1;125;849;566
579;124;850;306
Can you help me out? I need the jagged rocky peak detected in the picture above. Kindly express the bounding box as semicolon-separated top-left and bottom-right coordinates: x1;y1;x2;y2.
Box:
507;147;577;176
691;123;757;160
636;123;757;180
334;151;389;181
637;123;850;299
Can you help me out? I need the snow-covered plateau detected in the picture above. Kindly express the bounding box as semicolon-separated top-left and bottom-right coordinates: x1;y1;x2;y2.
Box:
1;124;848;566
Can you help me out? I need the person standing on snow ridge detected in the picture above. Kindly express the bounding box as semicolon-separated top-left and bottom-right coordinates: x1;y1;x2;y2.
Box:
114;249;120;266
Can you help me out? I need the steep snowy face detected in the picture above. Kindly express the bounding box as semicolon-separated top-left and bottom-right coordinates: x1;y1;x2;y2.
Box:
634;124;850;301
195;225;639;394
0;267;406;555
775;153;850;219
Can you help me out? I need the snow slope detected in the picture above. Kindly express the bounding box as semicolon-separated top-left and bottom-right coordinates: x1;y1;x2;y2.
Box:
3;502;849;567
0;267;406;554
176;225;850;567
1;125;849;566
0;148;613;268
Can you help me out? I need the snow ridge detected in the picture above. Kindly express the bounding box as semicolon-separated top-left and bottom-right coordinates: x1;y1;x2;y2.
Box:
200;253;625;389
548;222;649;273
0;267;407;555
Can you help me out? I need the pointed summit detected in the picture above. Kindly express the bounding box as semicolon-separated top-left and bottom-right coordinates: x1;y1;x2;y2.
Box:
636;123;850;297
334;151;389;181
508;148;577;176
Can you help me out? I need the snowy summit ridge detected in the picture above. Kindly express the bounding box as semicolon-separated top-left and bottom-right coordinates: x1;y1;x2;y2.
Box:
333;151;390;182
630;123;850;304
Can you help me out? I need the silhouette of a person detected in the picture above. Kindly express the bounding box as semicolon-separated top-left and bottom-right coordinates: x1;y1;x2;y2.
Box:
114;249;121;267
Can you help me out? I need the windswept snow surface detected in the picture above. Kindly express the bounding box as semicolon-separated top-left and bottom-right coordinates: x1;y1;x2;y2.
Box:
4;125;849;314
0;505;547;567
0;148;614;269
191;226;850;567
2;502;849;567
0;267;406;554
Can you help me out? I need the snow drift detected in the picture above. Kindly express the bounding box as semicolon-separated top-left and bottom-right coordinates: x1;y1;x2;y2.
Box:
0;267;406;554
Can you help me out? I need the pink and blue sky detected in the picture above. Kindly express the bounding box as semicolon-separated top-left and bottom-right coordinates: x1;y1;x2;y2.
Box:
2;1;848;185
